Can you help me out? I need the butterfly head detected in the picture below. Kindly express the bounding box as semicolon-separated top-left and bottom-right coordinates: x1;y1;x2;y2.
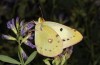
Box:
37;17;46;31
38;17;45;24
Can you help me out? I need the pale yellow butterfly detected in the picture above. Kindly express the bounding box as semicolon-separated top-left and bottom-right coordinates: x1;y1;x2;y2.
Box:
35;17;83;57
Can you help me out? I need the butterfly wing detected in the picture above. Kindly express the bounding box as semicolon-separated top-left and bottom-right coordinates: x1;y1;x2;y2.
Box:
35;23;63;57
44;21;83;48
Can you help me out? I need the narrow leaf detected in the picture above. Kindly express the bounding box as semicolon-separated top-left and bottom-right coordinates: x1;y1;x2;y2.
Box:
43;58;51;65
52;56;60;65
61;55;66;65
0;55;20;64
24;51;37;65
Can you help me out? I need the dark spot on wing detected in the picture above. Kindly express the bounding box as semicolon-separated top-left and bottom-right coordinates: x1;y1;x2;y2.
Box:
60;28;63;31
49;50;51;52
58;41;60;43
40;47;42;49
56;46;58;47
67;38;70;40
73;35;75;37
56;34;59;37
62;39;66;41
45;49;47;51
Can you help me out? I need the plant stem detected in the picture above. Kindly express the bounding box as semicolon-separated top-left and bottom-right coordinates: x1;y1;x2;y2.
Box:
18;40;24;65
16;25;24;65
18;48;21;65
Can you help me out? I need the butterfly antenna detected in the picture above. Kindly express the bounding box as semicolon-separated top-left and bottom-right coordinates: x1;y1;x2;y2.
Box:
39;6;44;18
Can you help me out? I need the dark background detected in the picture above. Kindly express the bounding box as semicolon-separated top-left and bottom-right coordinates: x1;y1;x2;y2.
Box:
0;0;100;65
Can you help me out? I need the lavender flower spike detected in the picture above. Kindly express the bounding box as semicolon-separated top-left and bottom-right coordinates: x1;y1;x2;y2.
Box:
7;21;12;29
16;17;19;29
26;22;34;30
25;40;35;48
2;34;16;41
20;22;34;36
7;19;17;35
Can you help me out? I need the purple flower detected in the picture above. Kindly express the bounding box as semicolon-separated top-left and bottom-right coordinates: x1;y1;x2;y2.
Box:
20;21;24;27
26;22;34;30
7;19;17;34
29;34;34;40
2;34;16;41
59;46;73;58
65;46;73;55
7;21;12;29
20;48;28;59
52;46;73;65
16;17;20;29
3;17;35;48
16;17;19;22
20;22;34;36
25;40;35;48
62;46;73;59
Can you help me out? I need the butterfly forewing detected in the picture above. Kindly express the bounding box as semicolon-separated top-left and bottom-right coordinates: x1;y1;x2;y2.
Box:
44;21;83;48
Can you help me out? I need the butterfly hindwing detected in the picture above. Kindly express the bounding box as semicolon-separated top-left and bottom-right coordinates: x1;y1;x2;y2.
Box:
35;23;63;57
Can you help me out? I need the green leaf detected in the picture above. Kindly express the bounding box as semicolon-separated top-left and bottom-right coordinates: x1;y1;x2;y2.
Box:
43;58;51;65
21;34;31;44
61;55;66;65
24;51;37;65
0;55;20;64
52;56;61;65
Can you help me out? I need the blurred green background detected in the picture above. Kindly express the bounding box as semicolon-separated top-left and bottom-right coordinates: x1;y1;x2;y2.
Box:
0;0;100;65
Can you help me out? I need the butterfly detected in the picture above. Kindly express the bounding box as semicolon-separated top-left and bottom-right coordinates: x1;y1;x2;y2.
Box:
35;17;83;57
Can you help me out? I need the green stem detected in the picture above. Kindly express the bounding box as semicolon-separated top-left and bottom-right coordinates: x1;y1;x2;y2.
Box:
18;48;21;65
16;25;24;65
18;41;24;65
